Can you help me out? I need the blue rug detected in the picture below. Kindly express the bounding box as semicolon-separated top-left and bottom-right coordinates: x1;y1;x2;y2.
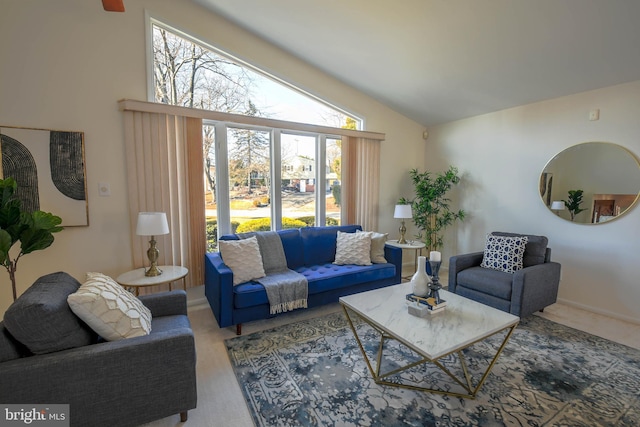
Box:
225;311;640;426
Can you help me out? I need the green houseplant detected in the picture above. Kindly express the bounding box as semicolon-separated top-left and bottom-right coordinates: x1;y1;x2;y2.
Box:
563;189;587;221
400;166;465;252
0;177;63;301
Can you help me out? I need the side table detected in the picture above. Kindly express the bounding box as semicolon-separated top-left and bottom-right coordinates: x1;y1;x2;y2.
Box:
116;266;189;296
386;240;426;280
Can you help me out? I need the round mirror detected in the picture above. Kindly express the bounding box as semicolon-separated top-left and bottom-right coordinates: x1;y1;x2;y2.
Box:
540;142;640;224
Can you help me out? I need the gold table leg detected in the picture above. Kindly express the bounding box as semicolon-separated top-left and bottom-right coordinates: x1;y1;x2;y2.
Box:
341;304;518;399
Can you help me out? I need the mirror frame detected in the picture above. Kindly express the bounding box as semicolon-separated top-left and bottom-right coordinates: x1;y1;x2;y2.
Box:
540;142;640;224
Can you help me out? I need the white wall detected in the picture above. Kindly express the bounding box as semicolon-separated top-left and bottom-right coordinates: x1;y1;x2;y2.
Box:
428;80;640;323
0;0;426;313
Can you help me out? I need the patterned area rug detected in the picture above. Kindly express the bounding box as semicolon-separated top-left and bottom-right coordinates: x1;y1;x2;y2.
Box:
225;311;640;426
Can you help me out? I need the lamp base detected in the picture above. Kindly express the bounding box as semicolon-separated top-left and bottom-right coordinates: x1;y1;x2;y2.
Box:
145;236;163;277
398;220;408;244
145;264;163;277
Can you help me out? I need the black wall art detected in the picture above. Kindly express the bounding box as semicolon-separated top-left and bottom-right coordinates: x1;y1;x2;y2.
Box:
0;126;88;226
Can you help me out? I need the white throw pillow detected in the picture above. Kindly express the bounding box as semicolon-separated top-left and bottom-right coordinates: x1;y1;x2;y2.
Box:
480;233;529;273
219;236;266;285
357;229;388;263
334;231;372;266
67;272;152;341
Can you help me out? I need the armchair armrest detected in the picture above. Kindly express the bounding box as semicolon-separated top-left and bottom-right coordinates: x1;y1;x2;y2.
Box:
511;261;561;317
204;252;235;328
448;251;484;292
139;290;187;317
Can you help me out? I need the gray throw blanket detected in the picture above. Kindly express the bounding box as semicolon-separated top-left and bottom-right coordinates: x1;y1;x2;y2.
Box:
239;231;308;314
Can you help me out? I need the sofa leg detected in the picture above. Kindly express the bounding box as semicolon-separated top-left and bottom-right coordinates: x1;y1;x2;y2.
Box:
539;308;544;312
180;411;188;422
236;324;242;335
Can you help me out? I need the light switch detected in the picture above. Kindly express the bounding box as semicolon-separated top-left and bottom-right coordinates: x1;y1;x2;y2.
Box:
98;182;111;196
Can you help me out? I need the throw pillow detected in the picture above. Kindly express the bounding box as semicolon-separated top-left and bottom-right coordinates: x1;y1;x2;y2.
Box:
491;231;548;267
480;233;529;273
3;272;96;355
67;273;152;341
219;236;266;285
334;231;372;266
357;229;388;263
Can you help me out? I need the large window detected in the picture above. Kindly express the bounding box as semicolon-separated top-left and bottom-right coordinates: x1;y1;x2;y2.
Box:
150;21;357;250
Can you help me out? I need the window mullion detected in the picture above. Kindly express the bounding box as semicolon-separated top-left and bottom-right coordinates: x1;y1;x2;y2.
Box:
214;123;231;236
316;135;327;225
271;130;282;230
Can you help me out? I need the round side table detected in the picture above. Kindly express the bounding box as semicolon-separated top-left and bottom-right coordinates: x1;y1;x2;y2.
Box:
386;240;426;280
116;265;188;296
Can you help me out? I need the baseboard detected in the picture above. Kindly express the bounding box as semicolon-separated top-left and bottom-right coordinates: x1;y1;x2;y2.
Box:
188;296;207;307
186;285;207;308
557;297;640;325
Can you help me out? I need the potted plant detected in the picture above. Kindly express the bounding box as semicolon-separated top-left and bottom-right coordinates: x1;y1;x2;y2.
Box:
400;166;465;252
0;177;63;300
563;189;587;221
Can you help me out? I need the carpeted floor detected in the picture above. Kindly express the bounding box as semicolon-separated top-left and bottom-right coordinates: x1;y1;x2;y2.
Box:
226;310;640;427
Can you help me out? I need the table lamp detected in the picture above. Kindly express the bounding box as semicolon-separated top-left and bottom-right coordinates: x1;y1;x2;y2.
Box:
394;204;413;244
136;212;170;277
550;201;565;216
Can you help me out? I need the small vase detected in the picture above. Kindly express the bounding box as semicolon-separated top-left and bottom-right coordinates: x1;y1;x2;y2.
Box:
411;256;431;297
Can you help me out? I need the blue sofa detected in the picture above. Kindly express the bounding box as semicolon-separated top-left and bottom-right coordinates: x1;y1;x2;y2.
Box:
205;225;402;334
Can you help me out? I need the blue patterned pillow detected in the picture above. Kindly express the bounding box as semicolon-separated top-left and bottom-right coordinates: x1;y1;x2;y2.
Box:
480;233;529;273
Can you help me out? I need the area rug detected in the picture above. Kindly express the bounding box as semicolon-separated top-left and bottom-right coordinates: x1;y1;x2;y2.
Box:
225;311;640;426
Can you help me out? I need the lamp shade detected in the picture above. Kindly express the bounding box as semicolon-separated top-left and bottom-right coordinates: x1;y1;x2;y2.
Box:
550;201;565;210
394;204;412;219
136;212;170;236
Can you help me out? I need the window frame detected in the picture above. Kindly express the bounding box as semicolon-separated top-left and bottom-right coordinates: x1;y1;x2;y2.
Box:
209;120;338;235
143;17;385;243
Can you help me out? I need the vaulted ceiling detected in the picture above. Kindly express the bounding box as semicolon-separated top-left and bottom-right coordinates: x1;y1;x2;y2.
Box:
193;0;640;127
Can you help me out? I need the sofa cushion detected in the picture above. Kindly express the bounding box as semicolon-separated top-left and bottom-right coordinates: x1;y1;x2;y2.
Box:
300;225;361;266
67;273;153;341
334;231;372;266
3;272;97;355
277;229;305;270
492;231;548;267
221;229;305;270
219;236;266;285
480;233;529;273
233;262;396;309
457;266;514;300
357;230;388;263
455;285;512;313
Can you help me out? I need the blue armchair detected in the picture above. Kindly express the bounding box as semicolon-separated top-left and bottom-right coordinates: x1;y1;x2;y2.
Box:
448;232;561;317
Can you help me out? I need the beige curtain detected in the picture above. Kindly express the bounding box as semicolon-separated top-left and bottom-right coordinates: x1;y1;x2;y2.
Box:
123;111;205;293
342;136;380;231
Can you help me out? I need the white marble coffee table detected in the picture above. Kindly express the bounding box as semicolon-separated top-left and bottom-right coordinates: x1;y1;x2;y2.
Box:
340;282;519;399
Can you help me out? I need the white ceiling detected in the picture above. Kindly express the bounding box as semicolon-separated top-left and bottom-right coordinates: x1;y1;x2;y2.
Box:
193;0;640;126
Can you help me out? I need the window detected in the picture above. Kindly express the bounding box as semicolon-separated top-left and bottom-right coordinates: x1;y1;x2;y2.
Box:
150;21;357;250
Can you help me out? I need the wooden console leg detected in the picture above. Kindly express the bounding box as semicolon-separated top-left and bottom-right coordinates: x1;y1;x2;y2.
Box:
236;323;242;335
180;411;188;422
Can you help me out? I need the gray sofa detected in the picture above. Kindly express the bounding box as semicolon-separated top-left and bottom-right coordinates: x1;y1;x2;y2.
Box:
448;232;561;317
0;272;197;427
